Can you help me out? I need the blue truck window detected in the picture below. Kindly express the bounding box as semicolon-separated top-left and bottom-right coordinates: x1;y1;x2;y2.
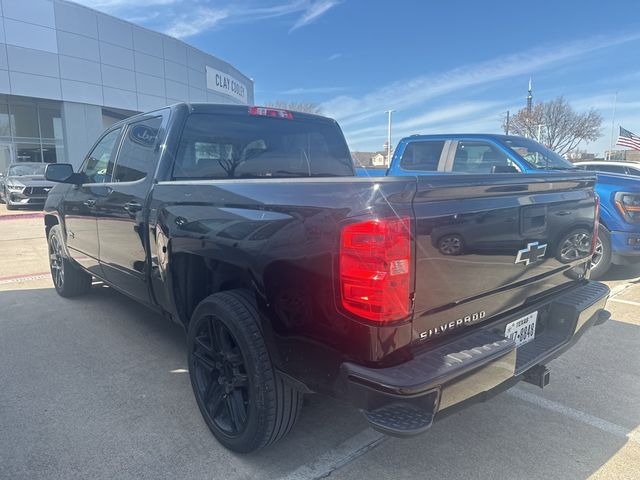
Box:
399;141;444;171
452;141;511;173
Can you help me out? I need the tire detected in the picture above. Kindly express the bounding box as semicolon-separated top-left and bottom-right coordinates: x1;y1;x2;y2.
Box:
187;290;303;453
556;228;591;263
5;199;15;210
438;234;464;255
589;225;612;280
48;224;92;297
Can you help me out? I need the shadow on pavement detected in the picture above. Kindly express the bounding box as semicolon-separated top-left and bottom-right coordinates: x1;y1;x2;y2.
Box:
0;285;637;479
600;263;640;282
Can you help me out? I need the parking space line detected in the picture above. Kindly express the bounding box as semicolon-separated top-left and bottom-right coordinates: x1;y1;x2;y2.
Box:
609;298;640;307
508;388;639;445
280;428;386;480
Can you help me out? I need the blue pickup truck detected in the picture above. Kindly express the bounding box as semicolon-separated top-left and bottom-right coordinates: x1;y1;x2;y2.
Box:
357;134;640;278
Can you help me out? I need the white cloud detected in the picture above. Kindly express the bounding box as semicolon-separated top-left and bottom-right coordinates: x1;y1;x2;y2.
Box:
328;53;342;61
290;0;340;32
281;86;344;95
74;0;179;11
74;0;341;37
322;32;640;128
164;8;229;38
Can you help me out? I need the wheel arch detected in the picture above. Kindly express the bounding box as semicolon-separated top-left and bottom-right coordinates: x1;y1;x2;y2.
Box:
44;214;59;238
170;251;254;328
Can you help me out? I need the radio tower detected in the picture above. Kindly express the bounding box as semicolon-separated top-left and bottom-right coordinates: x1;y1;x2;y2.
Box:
527;77;533;113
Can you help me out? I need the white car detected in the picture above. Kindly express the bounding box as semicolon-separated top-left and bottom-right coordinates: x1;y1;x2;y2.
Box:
574;161;640;177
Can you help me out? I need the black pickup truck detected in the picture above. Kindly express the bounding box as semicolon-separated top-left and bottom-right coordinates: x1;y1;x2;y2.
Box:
43;103;609;453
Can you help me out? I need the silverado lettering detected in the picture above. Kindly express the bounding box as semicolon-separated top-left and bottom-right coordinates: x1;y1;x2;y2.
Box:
419;311;487;339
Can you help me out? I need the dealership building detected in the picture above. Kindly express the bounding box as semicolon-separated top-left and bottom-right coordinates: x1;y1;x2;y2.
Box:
0;0;254;172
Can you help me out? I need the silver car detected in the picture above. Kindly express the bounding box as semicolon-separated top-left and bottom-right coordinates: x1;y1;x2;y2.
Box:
0;163;56;210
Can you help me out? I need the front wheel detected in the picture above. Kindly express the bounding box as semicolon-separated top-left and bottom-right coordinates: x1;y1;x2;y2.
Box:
589;225;612;280
48;225;92;297
187;290;303;453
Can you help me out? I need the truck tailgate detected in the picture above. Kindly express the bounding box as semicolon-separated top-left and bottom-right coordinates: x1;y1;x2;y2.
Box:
411;173;597;345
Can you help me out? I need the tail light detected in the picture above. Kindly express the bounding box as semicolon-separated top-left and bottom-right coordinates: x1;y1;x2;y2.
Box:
248;106;293;119
339;217;412;323
614;192;640;223
591;195;600;254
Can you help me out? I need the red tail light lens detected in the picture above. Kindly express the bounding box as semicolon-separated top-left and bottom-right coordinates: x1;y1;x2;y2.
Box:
248;106;293;119
340;217;412;323
591;195;600;255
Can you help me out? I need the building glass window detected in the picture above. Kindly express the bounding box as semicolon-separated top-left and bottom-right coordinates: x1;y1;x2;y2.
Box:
39;107;63;140
16;143;43;163
0;104;11;139
42;144;62;163
0;98;65;165
12;104;39;139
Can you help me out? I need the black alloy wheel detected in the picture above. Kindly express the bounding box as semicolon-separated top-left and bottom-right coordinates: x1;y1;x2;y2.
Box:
49;231;65;290
187;291;303;453
191;315;250;436
47;225;92;297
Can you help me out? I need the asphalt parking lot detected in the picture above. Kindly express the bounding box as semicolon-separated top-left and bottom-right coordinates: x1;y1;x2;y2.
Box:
1;204;639;480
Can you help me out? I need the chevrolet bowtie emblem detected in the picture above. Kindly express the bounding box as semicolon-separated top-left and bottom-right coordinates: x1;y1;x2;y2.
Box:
515;241;548;266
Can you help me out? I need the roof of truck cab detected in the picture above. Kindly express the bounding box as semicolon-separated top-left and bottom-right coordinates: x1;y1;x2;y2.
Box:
401;133;528;142
108;102;340;129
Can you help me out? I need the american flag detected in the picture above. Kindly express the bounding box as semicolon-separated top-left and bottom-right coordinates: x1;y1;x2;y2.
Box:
616;127;640;151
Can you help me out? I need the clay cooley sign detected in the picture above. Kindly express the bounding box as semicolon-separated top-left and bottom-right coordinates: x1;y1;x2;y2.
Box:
206;66;248;104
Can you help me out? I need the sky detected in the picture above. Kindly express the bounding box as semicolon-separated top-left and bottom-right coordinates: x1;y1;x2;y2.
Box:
76;0;640;155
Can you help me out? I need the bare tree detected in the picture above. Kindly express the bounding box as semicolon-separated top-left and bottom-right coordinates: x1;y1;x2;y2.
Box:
264;101;321;114
502;97;602;155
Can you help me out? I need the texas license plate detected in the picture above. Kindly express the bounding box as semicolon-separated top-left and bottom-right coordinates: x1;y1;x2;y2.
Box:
504;311;538;347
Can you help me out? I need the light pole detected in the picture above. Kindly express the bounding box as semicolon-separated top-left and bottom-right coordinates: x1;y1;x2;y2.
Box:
385;110;395;166
608;91;618;161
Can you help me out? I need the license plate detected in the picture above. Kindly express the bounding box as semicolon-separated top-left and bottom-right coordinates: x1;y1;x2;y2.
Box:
505;311;538;347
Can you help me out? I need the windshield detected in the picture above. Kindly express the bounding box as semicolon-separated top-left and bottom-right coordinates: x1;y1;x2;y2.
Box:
501;138;575;170
8;163;47;176
173;113;354;180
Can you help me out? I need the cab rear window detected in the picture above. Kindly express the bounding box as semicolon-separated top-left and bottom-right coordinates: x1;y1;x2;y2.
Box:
172;113;354;179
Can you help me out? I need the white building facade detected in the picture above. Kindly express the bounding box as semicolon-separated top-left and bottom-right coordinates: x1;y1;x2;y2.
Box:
0;0;254;170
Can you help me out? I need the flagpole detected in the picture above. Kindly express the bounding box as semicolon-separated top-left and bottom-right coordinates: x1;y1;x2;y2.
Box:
608;91;618;161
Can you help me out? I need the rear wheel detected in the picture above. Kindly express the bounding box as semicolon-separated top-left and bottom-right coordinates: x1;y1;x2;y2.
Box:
438;234;464;255
589;225;612;280
48;225;92;297
187;290;303;453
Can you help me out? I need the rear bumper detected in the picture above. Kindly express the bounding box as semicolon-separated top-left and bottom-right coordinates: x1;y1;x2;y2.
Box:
340;281;610;436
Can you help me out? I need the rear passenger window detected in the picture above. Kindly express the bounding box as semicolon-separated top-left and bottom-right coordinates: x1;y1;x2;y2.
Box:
452;141;513;173
113;117;163;183
172;113;353;179
399;141;444;171
600;165;626;174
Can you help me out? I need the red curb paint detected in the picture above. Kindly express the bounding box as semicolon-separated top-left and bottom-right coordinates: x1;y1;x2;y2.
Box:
0;213;44;221
0;271;50;282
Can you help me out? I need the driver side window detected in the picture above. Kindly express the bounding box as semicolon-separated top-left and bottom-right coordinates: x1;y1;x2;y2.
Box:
81;128;122;183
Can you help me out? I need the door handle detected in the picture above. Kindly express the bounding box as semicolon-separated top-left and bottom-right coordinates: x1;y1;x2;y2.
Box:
83;199;96;208
123;201;142;213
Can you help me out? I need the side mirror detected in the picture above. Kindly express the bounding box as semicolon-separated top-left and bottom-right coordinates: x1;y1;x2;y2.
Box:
46;163;77;184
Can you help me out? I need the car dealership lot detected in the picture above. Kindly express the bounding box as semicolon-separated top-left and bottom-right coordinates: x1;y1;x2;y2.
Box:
1;206;639;480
